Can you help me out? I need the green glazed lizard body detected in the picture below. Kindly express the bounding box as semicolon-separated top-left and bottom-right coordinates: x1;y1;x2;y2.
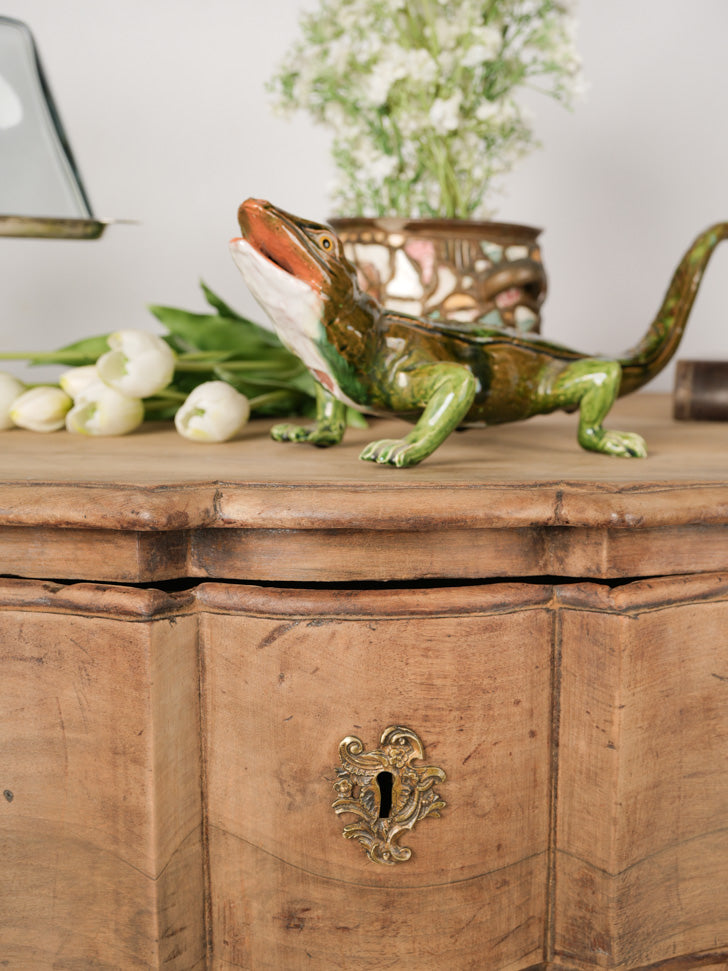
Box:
230;198;727;467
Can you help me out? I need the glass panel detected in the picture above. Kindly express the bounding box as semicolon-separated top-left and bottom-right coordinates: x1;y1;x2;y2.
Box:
0;16;92;219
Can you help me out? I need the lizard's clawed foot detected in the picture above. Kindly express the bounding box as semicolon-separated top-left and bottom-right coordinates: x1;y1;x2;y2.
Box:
271;422;343;447
580;428;648;458
360;438;424;468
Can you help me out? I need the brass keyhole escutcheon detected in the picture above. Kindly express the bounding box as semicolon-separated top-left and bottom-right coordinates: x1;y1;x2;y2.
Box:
332;726;446;865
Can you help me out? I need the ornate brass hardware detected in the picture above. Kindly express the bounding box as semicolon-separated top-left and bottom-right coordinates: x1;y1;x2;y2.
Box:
332;725;446;865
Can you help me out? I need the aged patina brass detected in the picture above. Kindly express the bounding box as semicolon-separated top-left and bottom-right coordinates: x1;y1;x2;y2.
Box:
332;725;446;865
0;216;110;239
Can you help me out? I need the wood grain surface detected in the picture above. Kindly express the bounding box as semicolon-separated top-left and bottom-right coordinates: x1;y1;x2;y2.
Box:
202;590;553;970
5;576;726;969
554;575;728;970
3;394;728;582
0;582;205;969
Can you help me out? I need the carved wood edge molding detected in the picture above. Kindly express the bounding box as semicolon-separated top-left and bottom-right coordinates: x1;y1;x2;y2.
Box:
0;576;552;619
2;481;728;530
0;577;196;619
3;572;728;619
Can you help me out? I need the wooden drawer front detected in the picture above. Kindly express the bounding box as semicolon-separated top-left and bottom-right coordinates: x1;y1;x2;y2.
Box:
555;575;728;970
0;584;205;971
4;573;728;971
200;584;554;971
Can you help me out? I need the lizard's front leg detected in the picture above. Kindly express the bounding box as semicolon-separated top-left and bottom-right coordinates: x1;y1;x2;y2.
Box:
271;383;348;447
360;363;477;467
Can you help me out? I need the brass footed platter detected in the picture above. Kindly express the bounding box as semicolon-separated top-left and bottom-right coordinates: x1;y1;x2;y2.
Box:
0;215;114;240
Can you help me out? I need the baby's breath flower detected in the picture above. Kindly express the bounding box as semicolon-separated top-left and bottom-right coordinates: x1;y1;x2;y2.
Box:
429;93;464;133
461;31;503;67
269;0;584;218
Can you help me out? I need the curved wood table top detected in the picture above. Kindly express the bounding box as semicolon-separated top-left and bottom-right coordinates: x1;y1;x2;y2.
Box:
2;393;727;582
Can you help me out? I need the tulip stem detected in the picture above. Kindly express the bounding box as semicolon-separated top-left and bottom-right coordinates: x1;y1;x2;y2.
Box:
174;359;294;373
0;351;92;363
143;390;189;410
0;352;296;373
248;390;296;410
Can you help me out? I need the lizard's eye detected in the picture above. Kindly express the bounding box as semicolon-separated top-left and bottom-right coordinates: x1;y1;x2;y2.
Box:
319;234;334;251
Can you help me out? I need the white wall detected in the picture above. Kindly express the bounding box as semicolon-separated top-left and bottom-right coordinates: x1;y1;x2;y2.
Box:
2;0;727;391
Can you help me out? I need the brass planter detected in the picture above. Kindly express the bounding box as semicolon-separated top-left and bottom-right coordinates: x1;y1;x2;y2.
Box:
329;216;547;333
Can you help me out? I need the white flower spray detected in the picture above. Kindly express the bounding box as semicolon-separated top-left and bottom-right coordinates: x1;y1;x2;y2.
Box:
269;0;584;219
0;284;367;441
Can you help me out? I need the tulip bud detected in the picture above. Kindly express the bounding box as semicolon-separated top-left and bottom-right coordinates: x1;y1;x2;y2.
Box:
174;381;250;442
66;381;145;436
59;365;100;400
96;329;175;398
10;386;73;432
0;372;25;429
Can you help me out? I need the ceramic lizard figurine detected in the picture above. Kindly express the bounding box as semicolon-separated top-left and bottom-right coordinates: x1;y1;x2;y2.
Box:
230;198;727;467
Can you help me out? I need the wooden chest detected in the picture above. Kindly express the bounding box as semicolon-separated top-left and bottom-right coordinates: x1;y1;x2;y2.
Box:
2;394;727;971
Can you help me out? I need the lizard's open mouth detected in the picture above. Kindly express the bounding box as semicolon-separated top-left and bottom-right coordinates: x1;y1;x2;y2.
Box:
255;238;295;275
236;197;325;287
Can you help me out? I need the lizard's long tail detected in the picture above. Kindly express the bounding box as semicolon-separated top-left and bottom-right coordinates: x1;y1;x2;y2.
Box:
618;223;728;396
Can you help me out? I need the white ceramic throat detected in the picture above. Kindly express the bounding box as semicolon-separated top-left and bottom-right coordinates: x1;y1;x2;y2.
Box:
229;237;361;410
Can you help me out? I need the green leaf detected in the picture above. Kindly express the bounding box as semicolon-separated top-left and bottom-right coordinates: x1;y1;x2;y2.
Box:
200;283;282;348
162;333;193;355
286;370;318;395
58;334;111;356
148;305;275;356
27;334;111;366
166;373;216;395
200;281;244;320
143;401;179;421
346;407;368;429
249;389;312;416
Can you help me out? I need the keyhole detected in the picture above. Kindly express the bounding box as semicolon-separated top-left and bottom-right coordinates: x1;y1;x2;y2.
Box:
377;771;393;819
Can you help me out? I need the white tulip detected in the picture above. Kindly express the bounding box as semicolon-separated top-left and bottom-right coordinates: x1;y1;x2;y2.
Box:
174;381;250;443
65;380;144;436
0;372;25;429
96;329;175;398
59;365;100;400
10;386;72;432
